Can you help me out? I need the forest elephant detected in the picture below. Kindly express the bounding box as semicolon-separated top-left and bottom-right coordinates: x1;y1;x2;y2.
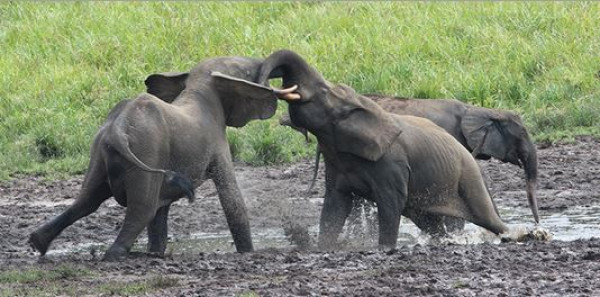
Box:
255;49;510;249
29;56;284;260
281;92;539;232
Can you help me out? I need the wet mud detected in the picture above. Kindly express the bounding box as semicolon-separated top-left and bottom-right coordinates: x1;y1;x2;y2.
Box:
1;137;599;296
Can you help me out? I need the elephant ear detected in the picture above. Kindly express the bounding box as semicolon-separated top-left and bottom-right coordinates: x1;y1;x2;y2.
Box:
144;72;189;103
211;71;278;127
333;90;402;161
460;107;509;160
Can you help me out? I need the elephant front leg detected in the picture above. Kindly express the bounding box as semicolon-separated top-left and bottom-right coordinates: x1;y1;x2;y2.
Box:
147;205;171;256
376;201;401;249
211;158;254;253
317;188;353;250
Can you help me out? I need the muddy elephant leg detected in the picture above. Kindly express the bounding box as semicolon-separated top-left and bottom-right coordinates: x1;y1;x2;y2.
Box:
375;168;409;249
405;210;447;236
211;157;253;253
458;174;508;235
376;197;403;249
317;187;353;250
323;157;337;200
443;216;465;233
147;204;171;255
103;171;161;261
29;161;111;255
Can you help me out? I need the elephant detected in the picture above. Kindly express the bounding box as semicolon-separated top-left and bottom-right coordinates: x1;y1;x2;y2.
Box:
280;93;539;232
29;56;284;260
253;49;510;249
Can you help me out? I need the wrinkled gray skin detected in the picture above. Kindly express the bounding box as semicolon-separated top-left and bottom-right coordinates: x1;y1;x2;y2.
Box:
281;95;539;232
257;50;509;249
29;57;281;260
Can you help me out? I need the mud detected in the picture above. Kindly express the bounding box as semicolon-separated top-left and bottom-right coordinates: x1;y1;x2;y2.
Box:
1;137;599;296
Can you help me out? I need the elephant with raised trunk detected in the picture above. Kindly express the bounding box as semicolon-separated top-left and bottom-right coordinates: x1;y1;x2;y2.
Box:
255;50;510;249
29;56;283;260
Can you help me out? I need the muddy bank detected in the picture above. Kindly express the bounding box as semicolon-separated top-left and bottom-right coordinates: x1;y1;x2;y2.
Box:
0;137;599;296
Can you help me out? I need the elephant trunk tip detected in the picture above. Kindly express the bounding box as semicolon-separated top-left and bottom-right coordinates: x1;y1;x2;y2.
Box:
527;180;540;224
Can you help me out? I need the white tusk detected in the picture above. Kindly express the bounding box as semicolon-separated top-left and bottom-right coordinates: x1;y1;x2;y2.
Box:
280;93;302;101
273;85;301;101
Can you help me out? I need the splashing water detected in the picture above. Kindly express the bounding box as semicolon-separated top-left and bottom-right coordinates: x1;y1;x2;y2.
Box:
47;203;600;256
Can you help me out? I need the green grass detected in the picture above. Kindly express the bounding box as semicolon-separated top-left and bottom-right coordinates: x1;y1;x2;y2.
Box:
0;265;89;284
0;265;90;297
1;2;599;179
0;267;179;297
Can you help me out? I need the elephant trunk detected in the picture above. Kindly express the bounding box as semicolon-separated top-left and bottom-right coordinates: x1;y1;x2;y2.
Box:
522;141;540;223
258;49;327;99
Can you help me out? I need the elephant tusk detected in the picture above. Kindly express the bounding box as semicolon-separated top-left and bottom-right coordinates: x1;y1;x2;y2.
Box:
273;85;302;101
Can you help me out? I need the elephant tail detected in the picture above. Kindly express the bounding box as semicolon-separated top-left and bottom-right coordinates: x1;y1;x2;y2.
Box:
108;115;195;203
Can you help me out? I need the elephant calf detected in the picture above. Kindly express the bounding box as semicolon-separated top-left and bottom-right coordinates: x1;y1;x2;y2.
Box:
29;56;283;260
366;94;539;224
251;50;510;249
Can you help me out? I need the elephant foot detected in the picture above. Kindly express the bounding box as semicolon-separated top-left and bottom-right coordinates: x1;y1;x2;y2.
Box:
147;245;166;256
317;237;342;251
377;242;397;250
102;246;128;262
28;232;50;256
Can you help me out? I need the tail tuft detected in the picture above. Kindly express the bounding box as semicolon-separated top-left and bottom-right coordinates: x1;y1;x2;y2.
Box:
165;170;195;203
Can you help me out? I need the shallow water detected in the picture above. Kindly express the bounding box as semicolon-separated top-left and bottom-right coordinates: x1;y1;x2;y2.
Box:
47;204;600;256
503;205;600;242
175;204;600;252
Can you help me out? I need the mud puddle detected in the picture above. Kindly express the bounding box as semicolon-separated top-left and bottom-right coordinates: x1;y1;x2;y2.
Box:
45;203;600;257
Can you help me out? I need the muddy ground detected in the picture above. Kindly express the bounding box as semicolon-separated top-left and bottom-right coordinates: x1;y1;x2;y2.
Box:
0;137;599;296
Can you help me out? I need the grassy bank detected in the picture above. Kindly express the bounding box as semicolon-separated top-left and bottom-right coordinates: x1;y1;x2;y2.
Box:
1;2;599;179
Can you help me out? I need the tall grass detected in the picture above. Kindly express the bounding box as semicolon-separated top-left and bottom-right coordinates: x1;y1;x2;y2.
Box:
1;2;599;179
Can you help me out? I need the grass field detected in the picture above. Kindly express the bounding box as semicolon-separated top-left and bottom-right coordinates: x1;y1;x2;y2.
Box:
1;2;599;180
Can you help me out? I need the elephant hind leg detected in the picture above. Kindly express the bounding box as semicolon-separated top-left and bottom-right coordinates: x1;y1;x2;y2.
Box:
29;160;111;255
444;216;466;233
458;179;508;235
405;209;447;236
103;171;161;261
147;205;171;255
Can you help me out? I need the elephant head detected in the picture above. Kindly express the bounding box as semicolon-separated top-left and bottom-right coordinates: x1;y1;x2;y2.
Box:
257;50;401;162
461;107;539;222
29;56;292;260
144;57;281;127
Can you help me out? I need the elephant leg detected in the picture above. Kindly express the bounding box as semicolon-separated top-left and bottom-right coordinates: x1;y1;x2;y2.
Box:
104;171;161;261
211;156;253;253
323;157;337;199
317;187;353;250
147;204;171;255
406;210;447;236
458;173;509;235
376;198;402;249
374;166;410;249
444;216;465;233
29;159;111;255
